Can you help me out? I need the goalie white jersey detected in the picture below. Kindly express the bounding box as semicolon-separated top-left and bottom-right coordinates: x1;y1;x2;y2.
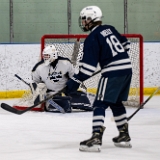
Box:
31;56;75;94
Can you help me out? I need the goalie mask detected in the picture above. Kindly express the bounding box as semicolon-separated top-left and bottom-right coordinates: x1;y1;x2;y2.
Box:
42;45;58;66
79;6;102;32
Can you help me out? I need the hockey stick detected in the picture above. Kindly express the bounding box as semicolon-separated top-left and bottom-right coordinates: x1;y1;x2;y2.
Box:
127;86;160;121
47;99;65;113
15;74;30;88
14;74;66;113
85;69;160;121
71;38;80;66
92;70;101;77
1;88;65;115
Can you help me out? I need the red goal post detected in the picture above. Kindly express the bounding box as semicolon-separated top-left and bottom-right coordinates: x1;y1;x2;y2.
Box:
41;34;143;107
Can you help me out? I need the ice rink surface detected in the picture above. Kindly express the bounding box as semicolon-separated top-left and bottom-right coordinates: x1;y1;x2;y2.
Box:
0;96;160;160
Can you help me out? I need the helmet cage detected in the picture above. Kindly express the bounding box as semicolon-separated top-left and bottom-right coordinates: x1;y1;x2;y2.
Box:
79;16;98;32
42;45;58;66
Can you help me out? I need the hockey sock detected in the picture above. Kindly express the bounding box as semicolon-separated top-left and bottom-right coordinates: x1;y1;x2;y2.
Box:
92;107;105;133
110;103;127;130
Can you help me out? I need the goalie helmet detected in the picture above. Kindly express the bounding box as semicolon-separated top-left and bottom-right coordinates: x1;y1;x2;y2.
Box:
42;45;58;66
79;6;102;32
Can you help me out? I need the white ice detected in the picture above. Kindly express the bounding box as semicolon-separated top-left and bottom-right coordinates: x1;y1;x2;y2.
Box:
0;96;160;160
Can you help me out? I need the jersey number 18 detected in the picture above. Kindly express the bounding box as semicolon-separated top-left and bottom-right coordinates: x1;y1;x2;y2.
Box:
106;35;125;57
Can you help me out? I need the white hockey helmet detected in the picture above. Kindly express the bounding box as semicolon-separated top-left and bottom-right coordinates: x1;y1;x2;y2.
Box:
42;45;58;66
79;6;102;32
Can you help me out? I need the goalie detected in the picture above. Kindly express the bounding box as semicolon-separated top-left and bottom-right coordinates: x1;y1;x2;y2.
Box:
31;45;92;113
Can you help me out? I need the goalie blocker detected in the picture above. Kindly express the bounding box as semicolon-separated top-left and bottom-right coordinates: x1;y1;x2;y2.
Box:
45;91;93;113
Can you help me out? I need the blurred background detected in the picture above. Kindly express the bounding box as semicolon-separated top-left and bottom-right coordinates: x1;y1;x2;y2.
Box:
0;0;160;43
0;0;160;99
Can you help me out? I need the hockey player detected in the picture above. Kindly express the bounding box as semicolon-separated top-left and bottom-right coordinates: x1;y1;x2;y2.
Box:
65;6;132;151
31;45;92;113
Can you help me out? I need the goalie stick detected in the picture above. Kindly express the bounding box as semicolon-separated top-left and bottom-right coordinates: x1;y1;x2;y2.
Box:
14;74;66;113
70;38;87;90
71;38;80;66
1;88;65;115
1;75;86;115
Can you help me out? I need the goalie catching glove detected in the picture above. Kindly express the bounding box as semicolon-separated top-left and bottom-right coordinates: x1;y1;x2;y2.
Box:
65;76;86;94
30;82;47;104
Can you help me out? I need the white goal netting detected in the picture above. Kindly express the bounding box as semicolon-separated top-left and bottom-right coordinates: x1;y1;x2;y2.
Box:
13;34;143;111
41;34;143;107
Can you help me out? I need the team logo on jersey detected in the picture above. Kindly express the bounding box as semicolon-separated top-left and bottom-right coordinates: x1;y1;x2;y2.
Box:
48;71;62;82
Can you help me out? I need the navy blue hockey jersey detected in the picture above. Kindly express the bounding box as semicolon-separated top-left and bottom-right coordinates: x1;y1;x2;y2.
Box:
76;25;132;81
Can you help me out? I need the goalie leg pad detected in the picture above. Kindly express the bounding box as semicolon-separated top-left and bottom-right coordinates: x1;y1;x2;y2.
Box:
30;83;47;104
70;91;93;111
45;96;72;113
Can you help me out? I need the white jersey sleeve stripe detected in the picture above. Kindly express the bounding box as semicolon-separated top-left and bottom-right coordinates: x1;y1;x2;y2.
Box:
80;62;96;71
122;40;130;45
106;59;131;67
101;64;132;73
80;68;94;76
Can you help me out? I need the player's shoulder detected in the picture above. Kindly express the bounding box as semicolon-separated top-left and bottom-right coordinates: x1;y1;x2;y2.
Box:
57;56;73;67
32;59;45;72
91;25;119;39
101;24;115;29
58;56;71;63
96;25;116;33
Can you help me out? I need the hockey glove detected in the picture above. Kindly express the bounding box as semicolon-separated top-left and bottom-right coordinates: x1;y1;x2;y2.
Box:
65;77;81;94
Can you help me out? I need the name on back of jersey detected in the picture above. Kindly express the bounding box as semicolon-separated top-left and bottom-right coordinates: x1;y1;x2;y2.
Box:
100;29;112;37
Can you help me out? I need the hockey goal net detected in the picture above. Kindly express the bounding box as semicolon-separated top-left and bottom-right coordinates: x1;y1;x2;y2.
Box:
41;34;143;107
13;34;143;111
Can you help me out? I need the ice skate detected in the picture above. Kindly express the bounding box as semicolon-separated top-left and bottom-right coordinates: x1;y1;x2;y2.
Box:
79;126;106;152
112;123;132;148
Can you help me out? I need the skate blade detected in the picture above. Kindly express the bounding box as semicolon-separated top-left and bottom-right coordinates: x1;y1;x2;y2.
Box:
79;145;101;152
114;142;132;148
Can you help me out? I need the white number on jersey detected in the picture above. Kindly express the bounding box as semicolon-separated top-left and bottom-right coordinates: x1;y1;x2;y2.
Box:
106;35;125;57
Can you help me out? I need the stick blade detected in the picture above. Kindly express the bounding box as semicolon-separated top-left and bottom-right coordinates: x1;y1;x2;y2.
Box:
1;103;22;115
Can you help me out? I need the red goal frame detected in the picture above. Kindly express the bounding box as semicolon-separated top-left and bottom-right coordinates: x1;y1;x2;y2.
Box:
41;34;143;105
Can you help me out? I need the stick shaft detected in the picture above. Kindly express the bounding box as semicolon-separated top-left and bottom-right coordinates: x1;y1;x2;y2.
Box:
15;74;30;86
127;87;160;121
1;88;65;115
